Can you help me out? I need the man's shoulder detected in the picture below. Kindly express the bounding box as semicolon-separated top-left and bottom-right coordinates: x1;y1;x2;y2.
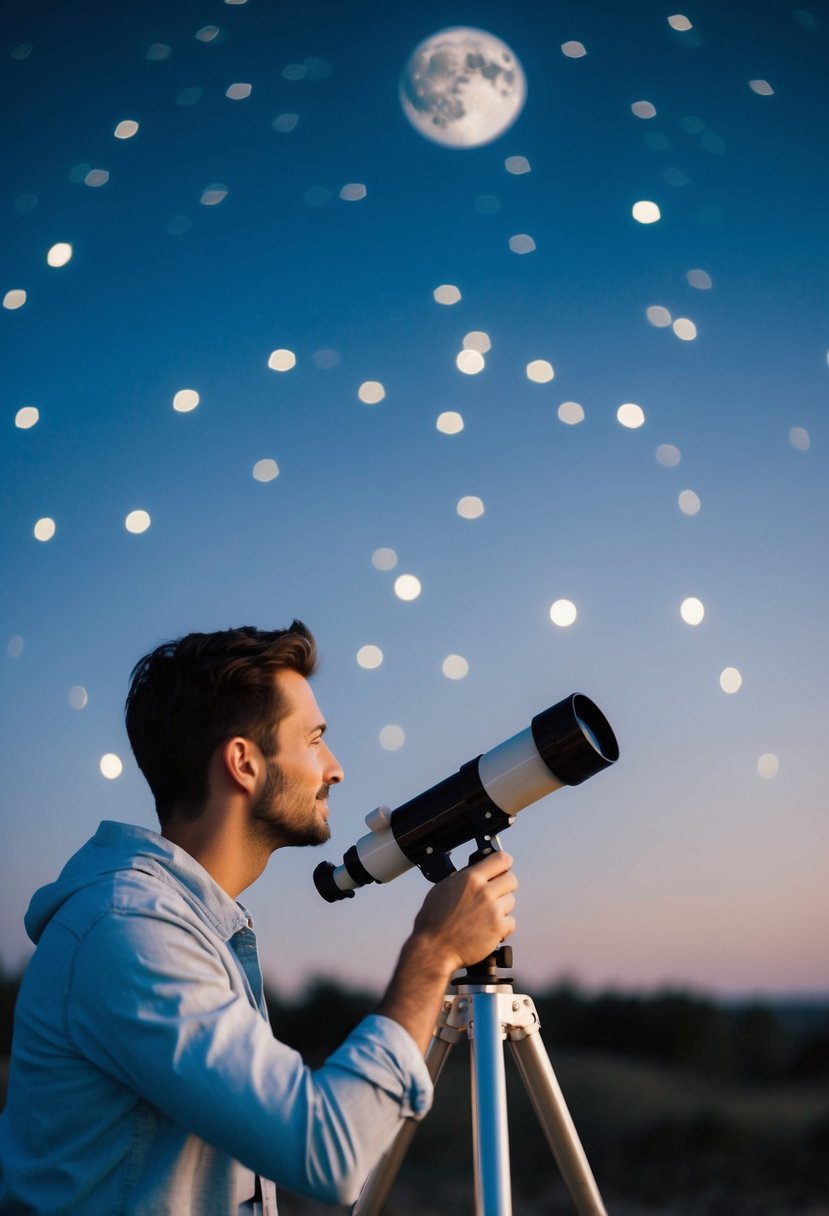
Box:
51;860;198;938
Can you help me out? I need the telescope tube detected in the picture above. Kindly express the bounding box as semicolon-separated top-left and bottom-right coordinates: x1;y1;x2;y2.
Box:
313;693;618;902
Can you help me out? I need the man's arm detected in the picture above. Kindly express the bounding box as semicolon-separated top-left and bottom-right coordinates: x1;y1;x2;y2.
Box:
377;850;517;1053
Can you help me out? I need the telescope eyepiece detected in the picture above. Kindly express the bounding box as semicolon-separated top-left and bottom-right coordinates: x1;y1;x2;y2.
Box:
313;861;355;902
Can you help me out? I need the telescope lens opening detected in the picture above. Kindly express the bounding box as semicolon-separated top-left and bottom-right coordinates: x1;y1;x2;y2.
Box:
575;714;602;756
572;694;619;763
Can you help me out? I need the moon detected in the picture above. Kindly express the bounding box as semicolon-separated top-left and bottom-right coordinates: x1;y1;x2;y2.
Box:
400;27;527;149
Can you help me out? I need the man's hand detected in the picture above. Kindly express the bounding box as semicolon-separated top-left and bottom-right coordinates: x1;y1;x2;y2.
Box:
411;850;517;975
377;853;517;1054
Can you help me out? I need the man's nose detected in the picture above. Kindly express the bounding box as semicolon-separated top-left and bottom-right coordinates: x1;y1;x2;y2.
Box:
324;746;344;785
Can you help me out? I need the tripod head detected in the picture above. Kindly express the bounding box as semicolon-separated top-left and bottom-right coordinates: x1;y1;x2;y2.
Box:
455;944;515;988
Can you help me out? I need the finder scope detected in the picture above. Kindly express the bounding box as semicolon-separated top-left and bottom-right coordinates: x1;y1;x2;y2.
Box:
313;693;619;902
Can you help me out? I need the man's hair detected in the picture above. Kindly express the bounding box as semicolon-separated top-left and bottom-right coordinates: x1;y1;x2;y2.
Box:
125;622;318;823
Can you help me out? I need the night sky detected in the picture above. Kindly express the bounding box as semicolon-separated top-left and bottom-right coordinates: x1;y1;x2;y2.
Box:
2;0;827;999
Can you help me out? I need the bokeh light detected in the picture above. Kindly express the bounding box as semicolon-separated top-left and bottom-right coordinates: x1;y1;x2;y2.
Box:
340;183;367;201
631;101;657;119
789;427;810;451
114;120;139;139
268;349;296;372
457;496;485;519
7;637;24;659
558;401;585;425
505;156;531;174
358;381;386;404
394;574;421;601
749;80;774;96
47;243;73;268
561;41;587;57
442;655;469;680
436;412;464;434
757;753;779;779
680;597;705;625
647;306;673;328
372;548;398;571
200;184;228;206
3;290;26;310
526;359;554;383
720;667;743;694
34;518;56;542
379;725;406;751
509;234;536;254
99;754;123;779
125;510;151;534
550;599;577;627
173;388;200;412
668;14;693;30
456;350;485;375
357;645;383;669
687;268;713;290
272;114;299;133
463;331;491;353
678;490;701;515
617;403;645;429
84;170;109;188
434;284;461;305
226;83;252;100
672;318;697;341
68;686;89;710
632;201;661;224
252;459;279;482
656;444;681;466
15;407;39;429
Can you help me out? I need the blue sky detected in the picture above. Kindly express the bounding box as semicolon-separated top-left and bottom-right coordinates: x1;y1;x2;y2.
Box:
2;0;827;997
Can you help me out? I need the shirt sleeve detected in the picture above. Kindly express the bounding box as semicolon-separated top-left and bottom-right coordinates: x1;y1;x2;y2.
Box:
67;904;434;1205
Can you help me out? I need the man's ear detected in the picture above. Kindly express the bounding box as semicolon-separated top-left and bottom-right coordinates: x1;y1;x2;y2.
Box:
218;737;260;795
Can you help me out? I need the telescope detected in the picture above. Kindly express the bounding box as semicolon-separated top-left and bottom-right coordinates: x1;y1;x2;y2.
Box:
313;693;619;902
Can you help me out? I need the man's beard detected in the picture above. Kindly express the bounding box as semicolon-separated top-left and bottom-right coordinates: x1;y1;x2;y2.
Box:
250;755;332;848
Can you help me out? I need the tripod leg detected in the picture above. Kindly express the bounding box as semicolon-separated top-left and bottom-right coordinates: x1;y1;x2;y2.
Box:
508;1033;608;1216
470;993;513;1216
352;1033;454;1215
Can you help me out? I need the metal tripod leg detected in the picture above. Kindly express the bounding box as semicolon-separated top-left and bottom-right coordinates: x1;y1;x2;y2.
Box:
352;987;608;1216
469;989;513;1215
352;1013;458;1216
507;1015;607;1216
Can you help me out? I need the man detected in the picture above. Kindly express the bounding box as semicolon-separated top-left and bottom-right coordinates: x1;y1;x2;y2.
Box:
0;622;516;1214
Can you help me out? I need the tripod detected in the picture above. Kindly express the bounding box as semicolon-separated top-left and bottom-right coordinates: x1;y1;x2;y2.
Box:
353;947;608;1216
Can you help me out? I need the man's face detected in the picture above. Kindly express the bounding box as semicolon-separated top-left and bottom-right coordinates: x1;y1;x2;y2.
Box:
250;668;344;849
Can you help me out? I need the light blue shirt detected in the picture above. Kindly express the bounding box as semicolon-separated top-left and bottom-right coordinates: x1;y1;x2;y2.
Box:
0;822;433;1214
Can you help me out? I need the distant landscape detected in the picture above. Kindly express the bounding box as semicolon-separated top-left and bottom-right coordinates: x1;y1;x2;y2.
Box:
3;972;828;1214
